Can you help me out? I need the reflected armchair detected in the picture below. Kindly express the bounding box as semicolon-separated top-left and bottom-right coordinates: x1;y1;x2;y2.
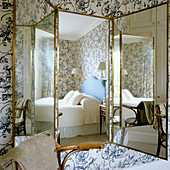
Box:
155;104;167;156
15;98;31;135
123;101;154;127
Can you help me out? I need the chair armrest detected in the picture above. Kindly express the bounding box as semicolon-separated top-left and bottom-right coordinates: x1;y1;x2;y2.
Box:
58;112;63;117
55;141;104;170
15;106;26;111
16;163;22;170
56;141;104;153
155;113;166;118
122;104;137;110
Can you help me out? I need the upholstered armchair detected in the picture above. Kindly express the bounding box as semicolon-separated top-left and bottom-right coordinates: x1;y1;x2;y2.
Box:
0;133;104;170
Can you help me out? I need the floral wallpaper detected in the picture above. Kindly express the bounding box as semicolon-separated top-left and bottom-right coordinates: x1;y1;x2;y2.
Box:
37;38;54;99
0;0;169;170
16;0;53;25
123;39;154;98
76;20;109;91
59;40;77;99
15;27;24;101
0;0;13;155
36;10;54;34
59;21;109;98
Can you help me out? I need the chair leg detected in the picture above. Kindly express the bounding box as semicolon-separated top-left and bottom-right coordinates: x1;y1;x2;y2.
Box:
57;131;60;145
24;124;26;134
156;138;161;156
17;127;19;135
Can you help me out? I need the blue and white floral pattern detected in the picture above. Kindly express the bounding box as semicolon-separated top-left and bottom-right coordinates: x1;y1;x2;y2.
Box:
0;0;169;170
76;21;109;91
15;27;25;101
59;21;108;98
59;40;76;98
36;11;54;34
0;0;13;156
35;36;54;99
123;40;153;97
16;0;53;25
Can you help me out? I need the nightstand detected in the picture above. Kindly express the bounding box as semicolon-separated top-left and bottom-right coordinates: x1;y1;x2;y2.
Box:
100;104;106;135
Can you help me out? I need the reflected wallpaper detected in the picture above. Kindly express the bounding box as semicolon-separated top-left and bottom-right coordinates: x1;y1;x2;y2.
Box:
76;21;109;92
123;40;154;98
59;21;108;98
15;27;24;101
0;0;169;169
35;37;54;100
59;40;77;99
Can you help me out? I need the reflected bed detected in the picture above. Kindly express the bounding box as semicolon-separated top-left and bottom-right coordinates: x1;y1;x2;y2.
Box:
35;76;106;138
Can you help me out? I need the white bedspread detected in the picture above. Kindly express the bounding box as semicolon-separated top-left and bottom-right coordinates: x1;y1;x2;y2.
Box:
59;95;101;127
80;95;101;124
35;97;54;122
35;94;101;128
59;99;84;127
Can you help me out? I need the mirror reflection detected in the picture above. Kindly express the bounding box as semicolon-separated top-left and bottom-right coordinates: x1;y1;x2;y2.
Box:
34;11;55;136
15;26;32;135
114;33;154;128
113;4;168;159
58;11;110;146
14;2;55;138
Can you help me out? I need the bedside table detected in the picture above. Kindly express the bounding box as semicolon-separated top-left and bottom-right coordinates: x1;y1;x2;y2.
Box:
100;104;106;135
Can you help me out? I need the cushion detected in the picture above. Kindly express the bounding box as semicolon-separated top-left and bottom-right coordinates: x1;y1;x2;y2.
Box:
69;92;84;105
122;89;134;100
63;90;75;102
0;133;59;169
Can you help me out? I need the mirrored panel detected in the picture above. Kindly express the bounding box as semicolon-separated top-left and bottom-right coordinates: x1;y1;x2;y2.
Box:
34;11;55;136
120;33;154;128
112;3;168;159
14;0;55;140
58;11;110;146
15;26;32;136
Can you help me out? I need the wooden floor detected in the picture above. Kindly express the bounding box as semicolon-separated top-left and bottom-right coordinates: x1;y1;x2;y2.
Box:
60;133;108;146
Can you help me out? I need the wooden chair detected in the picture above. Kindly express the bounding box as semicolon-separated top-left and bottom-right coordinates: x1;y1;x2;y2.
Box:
122;104;138;126
0;133;104;169
13;138;104;170
123;101;153;127
155;104;167;156
55;141;104;170
15;98;31;135
56;112;63;144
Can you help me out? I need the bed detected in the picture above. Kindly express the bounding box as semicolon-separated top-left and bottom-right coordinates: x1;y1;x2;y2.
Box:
35;76;106;138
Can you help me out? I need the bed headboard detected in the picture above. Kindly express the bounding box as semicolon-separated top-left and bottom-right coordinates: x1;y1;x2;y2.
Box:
81;76;106;101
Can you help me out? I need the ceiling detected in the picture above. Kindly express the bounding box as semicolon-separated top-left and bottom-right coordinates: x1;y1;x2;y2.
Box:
35;28;54;40
114;34;153;44
59;12;106;41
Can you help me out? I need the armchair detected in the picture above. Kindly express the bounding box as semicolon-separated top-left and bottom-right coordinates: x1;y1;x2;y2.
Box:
155;104;167;156
15;98;31;135
0;133;104;170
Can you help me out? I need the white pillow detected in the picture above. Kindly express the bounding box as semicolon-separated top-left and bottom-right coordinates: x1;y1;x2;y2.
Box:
69;92;84;105
63;90;75;102
122;89;134;100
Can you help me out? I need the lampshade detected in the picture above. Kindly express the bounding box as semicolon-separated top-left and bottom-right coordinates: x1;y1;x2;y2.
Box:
71;68;78;75
98;62;106;70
